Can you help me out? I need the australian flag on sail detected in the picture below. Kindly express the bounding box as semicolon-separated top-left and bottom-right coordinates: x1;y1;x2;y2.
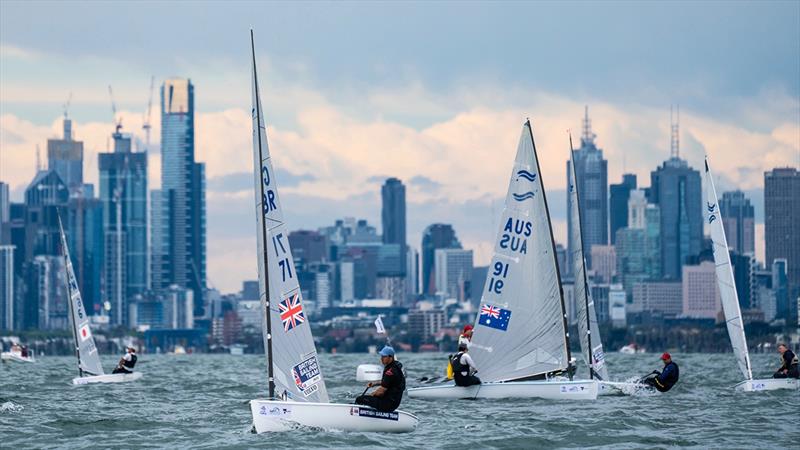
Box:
279;293;305;332
478;304;511;331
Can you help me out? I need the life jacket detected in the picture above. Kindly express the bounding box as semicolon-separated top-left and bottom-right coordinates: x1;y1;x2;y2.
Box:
123;353;137;370
450;352;469;384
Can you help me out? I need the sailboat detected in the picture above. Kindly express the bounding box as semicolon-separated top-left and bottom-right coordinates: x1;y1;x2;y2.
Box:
567;135;644;395
247;31;418;433
705;157;799;392
59;216;142;385
407;121;598;401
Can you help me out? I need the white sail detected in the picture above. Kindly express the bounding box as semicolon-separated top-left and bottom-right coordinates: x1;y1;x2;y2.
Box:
568;142;608;381
469;121;571;382
251;35;329;402
59;216;104;376
704;157;752;381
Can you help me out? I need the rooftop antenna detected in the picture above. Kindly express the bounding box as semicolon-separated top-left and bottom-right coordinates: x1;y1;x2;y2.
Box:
108;85;122;134
36;144;42;172
142;75;154;151
670;104;680;159
62;92;72;119
581;105;595;146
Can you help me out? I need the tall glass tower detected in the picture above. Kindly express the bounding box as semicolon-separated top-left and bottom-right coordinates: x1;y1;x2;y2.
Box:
566;106;608;272
155;78;206;317
381;177;406;275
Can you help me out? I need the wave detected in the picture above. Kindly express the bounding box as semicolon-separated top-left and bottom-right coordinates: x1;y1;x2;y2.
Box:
512;192;535;201
516;170;537;181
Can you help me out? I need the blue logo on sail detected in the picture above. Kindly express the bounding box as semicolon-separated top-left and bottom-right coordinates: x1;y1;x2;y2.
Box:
516;170;537;182
512;192;535;202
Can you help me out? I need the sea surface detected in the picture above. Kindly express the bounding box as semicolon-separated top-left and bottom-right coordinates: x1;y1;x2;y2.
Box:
1;352;798;449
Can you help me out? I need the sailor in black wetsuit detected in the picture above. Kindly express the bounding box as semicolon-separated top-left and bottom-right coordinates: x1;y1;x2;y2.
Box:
451;342;481;387
112;347;138;374
643;352;679;392
773;343;799;379
355;346;405;412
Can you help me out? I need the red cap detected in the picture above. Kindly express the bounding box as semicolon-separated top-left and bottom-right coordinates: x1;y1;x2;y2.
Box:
463;324;473;332
660;352;671;360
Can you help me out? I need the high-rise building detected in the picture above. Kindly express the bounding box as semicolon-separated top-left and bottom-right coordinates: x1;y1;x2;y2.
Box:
155;78;206;315
567;106;608;271
65;195;104;315
434;248;473;301
0;181;9;225
730;251;755;310
719;190;755;255
649;115;702;280
590;245;616;283
47;115;84;192
381;178;406;271
421;224;461;295
0;245;14;330
609;174;637;245
288;230;327;265
771;259;789;323
406;246;419;298
31;255;68;330
616;198;661;299
99;130;148;327
630;281;682;317
682;261;720;319
764;167;800;319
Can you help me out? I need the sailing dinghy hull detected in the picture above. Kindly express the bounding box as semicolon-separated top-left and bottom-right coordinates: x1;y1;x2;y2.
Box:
407;379;598;400
72;372;143;385
734;378;799;392
1;352;35;363
250;400;418;433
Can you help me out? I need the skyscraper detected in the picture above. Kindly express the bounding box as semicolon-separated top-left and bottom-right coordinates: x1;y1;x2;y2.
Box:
381;178;406;251
0;181;9;224
434;248;473;301
719;190;755;255
99;130;148;326
567;106;608;271
0;245;13;330
609;174;636;244
154;78;207;316
764;167;800;319
47;115;84;192
649;113;702;280
421;224;461;295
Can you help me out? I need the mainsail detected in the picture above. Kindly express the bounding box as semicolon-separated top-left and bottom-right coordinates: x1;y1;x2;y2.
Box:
250;32;329;402
470;121;572;382
59;216;104;376
568;138;608;381
705;157;752;381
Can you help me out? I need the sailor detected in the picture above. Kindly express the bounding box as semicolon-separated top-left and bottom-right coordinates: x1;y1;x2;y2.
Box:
355;345;405;412
643;352;679;392
451;342;481;387
112;347;138;374
772;343;799;379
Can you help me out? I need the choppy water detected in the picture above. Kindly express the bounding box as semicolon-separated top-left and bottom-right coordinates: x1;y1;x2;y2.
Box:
1;352;798;449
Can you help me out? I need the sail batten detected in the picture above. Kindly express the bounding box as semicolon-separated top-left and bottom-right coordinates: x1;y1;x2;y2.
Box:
569;139;609;381
250;32;329;402
59;216;104;376
469;121;571;382
705;157;752;381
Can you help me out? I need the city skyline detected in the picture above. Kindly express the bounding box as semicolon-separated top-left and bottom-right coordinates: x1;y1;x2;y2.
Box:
2;2;799;292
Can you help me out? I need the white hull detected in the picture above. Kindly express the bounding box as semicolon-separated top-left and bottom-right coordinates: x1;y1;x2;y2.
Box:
250;400;418;433
72;372;143;385
598;380;654;396
407;379;598;400
735;378;799;392
1;352;35;363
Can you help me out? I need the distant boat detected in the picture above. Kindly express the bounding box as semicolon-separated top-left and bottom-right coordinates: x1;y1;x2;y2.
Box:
168;345;187;355
59;216;142;385
618;344;646;355
1;345;35;363
408;121;597;401
246;31;418;433
229;344;245;356
705;157;798;392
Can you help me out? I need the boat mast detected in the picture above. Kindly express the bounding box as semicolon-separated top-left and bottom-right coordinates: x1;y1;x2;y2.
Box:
569;133;594;380
59;213;83;377
251;30;276;398
527;120;574;379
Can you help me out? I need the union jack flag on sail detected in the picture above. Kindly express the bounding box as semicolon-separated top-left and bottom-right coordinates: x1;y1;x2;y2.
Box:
279;293;305;332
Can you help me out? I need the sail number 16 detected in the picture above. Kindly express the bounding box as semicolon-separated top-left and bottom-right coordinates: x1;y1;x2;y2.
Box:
487;261;510;294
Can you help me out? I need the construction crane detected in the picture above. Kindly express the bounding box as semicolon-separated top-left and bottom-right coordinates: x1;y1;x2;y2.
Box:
142;76;154;150
108;85;122;134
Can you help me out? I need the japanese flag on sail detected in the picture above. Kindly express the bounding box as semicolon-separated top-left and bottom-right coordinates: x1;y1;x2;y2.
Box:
79;324;92;342
374;316;385;334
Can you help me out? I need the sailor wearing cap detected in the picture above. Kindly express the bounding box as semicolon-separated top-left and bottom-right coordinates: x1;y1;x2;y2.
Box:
354;346;406;412
642;352;679;392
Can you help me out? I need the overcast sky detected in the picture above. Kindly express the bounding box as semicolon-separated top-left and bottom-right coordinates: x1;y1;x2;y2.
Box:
1;1;798;292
